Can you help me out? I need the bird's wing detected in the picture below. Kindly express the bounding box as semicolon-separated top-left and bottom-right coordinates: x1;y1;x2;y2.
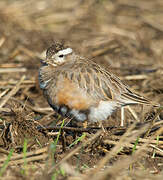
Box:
93;63;159;106
56;62;113;102
59;61;159;107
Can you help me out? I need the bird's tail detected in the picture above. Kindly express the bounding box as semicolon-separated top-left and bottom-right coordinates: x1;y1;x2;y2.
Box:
120;89;160;107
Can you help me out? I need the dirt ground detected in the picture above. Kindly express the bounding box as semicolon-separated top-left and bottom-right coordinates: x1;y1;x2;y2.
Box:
0;0;163;179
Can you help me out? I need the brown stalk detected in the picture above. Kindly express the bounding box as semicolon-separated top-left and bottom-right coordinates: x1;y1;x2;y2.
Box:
0;75;26;108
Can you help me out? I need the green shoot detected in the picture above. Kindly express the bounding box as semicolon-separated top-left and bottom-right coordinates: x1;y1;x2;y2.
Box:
35;138;42;148
152;135;159;158
117;146;123;154
59;167;65;176
54;119;65;147
51;173;56;180
69;133;86;148
130;137;139;171
132;137;139;154
81;163;89;170
49;119;65;166
51;167;66;180
0;149;14;177
21;138;28;175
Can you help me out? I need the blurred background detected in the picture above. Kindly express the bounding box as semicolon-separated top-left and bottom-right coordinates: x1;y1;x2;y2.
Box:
0;1;163;179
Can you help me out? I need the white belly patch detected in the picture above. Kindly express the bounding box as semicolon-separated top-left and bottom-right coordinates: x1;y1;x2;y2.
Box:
88;101;117;122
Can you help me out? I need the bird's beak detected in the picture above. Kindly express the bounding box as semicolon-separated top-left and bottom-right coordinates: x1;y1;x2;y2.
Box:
40;59;48;65
45;58;58;67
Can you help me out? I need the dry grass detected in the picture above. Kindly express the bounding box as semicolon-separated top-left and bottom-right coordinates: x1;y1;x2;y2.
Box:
0;0;163;179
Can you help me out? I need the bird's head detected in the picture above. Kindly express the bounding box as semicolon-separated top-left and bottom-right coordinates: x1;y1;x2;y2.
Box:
44;42;74;67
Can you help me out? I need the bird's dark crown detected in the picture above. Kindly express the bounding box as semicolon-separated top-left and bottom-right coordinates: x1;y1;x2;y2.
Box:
46;42;65;59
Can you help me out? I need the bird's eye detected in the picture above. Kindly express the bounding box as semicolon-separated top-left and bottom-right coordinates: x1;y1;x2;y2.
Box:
59;54;64;58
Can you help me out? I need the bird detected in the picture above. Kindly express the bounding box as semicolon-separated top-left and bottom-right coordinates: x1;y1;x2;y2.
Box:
39;42;159;126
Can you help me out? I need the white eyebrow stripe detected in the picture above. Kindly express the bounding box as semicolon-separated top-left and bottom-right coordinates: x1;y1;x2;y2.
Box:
58;48;73;55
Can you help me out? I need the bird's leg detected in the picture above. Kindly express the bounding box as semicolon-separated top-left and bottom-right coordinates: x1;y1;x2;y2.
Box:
120;107;125;126
99;121;106;133
83;121;88;129
141;104;145;123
